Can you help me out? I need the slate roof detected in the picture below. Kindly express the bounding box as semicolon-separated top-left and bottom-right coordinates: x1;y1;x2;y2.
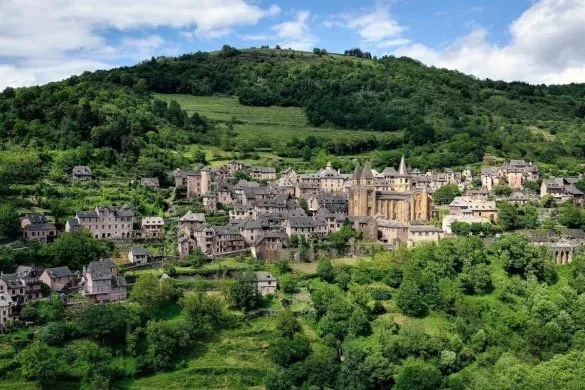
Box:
72;166;91;175
23;213;47;224
44;266;74;279
179;212;206;222
130;246;148;256
24;222;56;231
87;259;117;280
255;271;276;283
287;217;316;228
409;225;444;233
112;275;128;287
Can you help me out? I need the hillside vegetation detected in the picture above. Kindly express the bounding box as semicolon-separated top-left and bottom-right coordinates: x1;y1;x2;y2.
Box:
1;46;585;177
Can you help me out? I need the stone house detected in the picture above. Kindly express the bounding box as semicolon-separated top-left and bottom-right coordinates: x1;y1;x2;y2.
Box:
82;258;127;303
349;216;378;242
187;170;211;198
203;192;218;212
407;225;444;247
0;291;13;330
72;165;92;181
0;266;43;305
250;166;277;181
449;196;498;220
140;177;160;189
251;231;290;262
255;272;277;295
67;206;134;239
40;266;76;292
128;247;148;265
284;217;327;238
178;211;206;232
237;220;263;245
541;178;584;205
229;205;257;220
141;216;164;238
21;213;57;244
192;225;246;256
298;162;350;193
217;183;236;204
377;219;408;245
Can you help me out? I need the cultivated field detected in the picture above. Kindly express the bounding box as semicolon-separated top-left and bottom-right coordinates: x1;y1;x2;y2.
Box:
154;94;399;149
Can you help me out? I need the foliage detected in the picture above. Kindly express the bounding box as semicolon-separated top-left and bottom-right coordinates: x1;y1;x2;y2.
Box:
316;257;335;283
494;234;557;283
180;291;225;334
493;185;513;196
145;320;192;371
0;203;19;239
228;270;261;312
433;184;461;205
130;273;177;314
41;229;110;270
394;358;443;390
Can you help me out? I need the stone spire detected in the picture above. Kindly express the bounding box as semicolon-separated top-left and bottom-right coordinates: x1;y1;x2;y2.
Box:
398;155;407;175
361;161;373;179
326;161;333;170
352;163;362;181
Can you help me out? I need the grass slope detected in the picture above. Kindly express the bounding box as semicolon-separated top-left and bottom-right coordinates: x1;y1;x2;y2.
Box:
154;94;399;149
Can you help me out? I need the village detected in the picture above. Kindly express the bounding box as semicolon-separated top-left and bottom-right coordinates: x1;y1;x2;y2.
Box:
2;154;584;331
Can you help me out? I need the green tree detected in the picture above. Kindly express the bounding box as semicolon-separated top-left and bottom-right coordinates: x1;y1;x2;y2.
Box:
41;229;109;269
274;309;302;338
433;184;460;205
228;270;261;312
73;303;129;345
20;342;58;385
62;339;113;389
180;291;224;334
396;278;428;318
270;334;311;367
130;273;177;315
451;221;471;237
317;257;335;283
145;320;192;371
498;201;519;231
0;202;19;238
394;358;442;390
493;185;513;196
348;306;372;337
559;202;583;228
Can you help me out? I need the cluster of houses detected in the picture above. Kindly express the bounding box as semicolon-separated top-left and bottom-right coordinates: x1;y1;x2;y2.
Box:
5;156;585;330
0;258;129;330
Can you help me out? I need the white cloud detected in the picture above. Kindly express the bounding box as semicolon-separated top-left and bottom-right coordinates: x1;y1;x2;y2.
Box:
395;0;585;84
325;5;406;47
271;11;317;51
0;0;280;88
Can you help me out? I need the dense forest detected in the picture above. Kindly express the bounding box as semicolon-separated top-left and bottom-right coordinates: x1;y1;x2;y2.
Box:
1;46;585;174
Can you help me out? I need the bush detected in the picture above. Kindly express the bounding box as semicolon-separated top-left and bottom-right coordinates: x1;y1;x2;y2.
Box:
369;286;392;300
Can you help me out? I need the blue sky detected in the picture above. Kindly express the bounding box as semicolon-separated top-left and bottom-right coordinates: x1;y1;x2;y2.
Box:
1;0;585;87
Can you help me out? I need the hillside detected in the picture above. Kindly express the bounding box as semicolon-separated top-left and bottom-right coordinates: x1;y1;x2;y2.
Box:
2;46;585;178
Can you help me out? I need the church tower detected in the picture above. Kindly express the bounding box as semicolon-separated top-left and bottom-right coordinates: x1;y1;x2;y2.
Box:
395;155;411;192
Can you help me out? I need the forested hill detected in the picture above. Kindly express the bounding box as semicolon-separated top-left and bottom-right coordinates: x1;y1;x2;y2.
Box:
2;46;585;171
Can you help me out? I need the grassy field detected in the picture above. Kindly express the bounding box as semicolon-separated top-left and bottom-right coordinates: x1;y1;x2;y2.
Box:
118;315;276;389
154;94;399;149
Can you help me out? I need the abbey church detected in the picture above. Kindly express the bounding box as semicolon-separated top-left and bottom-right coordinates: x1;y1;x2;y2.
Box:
348;156;432;223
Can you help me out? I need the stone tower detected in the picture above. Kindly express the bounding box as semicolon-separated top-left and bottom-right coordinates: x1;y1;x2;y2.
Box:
395;155;411;192
200;169;210;195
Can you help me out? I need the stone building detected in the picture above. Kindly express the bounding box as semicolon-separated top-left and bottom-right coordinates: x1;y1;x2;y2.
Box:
251;231;290;262
140;177;160;189
203;192;218;212
187;170;211;198
192;225;246;256
449;196;498;220
40;267;76;292
407;225;444;247
298;162;351;193
541;178;584;205
0;291;13;330
72;165;92;181
67;206;134;239
21;213;56;243
348;158;432;223
141;216;164;238
82;258;127;303
255;272;277;295
250;166;277;181
128;247;149;265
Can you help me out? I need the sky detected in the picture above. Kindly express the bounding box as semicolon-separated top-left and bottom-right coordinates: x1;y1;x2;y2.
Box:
1;0;585;88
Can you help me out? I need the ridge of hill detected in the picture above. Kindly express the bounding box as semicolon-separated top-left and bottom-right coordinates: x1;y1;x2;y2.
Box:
1;46;585;175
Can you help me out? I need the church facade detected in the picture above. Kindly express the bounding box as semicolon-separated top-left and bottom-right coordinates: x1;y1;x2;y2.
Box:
348;157;432;223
